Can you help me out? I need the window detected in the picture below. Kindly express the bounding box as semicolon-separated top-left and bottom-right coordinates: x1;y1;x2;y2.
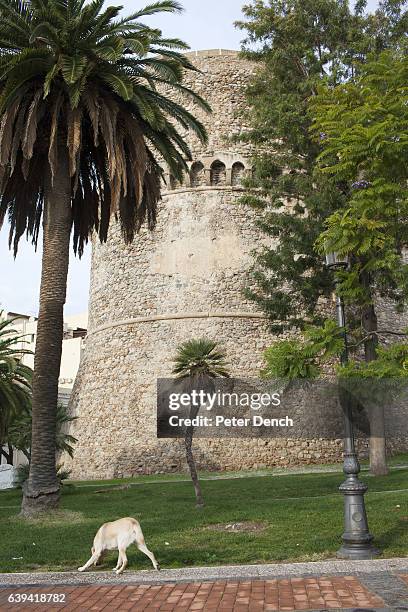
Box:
210;160;226;186
231;162;245;186
190;161;205;187
169;174;182;190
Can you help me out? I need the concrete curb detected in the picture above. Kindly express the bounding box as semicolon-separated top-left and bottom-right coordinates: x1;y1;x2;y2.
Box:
0;557;407;587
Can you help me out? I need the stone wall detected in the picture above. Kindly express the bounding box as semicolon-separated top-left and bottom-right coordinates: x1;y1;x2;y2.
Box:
65;50;407;480
66;50;291;479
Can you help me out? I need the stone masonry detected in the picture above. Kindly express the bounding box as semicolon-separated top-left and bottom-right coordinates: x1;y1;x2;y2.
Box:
65;50;407;479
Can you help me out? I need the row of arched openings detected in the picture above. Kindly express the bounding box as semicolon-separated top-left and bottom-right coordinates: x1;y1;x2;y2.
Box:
170;161;246;190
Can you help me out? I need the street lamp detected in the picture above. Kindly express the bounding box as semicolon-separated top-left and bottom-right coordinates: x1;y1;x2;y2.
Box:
325;252;379;559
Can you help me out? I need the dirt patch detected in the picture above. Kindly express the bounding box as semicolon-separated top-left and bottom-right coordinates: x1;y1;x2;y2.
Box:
13;510;85;525
93;485;131;494
205;521;267;533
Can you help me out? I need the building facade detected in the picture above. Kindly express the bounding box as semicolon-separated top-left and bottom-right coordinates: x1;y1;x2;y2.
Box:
0;310;87;467
65;50;355;480
66;48;408;480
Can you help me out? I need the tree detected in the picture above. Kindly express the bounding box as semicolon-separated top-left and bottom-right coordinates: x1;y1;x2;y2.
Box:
261;319;344;380
0;315;32;464
8;403;77;463
0;0;209;515
262;320;408;451
172;339;230;507
236;0;407;474
312;49;408;474
236;0;407;331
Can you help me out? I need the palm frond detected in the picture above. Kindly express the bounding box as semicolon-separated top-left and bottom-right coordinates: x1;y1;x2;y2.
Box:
0;314;32;444
122;1;183;20
0;0;210;255
172;339;230;379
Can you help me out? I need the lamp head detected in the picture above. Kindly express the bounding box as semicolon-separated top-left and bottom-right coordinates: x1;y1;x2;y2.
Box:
325;252;349;269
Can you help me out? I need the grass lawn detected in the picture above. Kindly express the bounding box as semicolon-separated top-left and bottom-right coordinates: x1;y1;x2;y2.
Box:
0;467;407;573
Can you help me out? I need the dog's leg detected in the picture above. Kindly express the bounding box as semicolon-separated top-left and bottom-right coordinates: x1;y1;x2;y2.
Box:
137;543;160;571
95;551;106;567
78;551;101;572
116;548;128;575
112;550;123;572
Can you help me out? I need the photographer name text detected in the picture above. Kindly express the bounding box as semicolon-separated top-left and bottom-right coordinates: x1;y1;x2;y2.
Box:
168;415;294;428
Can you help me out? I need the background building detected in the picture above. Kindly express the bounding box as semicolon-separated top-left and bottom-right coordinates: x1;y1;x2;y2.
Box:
66;50;343;480
4;51;404;480
0;310;87;467
1;310;87;404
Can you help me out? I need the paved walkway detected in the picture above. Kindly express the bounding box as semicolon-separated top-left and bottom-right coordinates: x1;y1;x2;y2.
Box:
0;558;407;611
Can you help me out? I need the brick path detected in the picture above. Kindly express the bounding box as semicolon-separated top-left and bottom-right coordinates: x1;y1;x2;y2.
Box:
0;575;388;611
400;574;408;587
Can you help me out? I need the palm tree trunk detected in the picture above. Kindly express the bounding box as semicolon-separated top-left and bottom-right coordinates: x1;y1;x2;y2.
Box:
0;444;13;465
184;404;204;508
0;443;13;465
21;149;71;516
362;298;388;476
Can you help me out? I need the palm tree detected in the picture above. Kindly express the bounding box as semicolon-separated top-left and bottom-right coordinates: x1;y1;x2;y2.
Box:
8;402;78;462
172;339;229;507
0;0;209;515
0;315;32;462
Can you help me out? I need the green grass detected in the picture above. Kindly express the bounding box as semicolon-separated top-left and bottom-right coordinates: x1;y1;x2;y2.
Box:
68;452;408;488
0;468;407;573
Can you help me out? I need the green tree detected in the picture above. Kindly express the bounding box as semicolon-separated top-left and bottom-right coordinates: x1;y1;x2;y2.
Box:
8;403;77;462
312;49;408;474
0;315;32;463
237;0;407;475
236;0;407;332
172;339;230;508
262;321;408;454
261;319;344;380
0;0;209;515
262;320;408;380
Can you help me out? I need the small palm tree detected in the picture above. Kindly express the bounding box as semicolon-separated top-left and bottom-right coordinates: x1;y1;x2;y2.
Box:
8;402;77;487
0;316;32;454
8;403;77;462
0;0;209;515
172;339;229;507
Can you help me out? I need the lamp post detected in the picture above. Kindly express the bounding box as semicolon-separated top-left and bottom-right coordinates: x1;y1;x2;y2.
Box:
325;252;379;560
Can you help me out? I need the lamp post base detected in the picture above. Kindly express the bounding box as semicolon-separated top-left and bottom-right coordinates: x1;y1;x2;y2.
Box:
337;543;381;560
337;470;380;561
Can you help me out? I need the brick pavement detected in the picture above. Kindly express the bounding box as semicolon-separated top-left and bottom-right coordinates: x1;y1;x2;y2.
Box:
400;574;408;586
0;575;388;611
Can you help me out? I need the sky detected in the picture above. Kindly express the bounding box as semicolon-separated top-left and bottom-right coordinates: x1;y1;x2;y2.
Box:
0;0;379;317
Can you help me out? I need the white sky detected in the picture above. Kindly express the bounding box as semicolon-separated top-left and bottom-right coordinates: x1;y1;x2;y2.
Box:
0;0;380;316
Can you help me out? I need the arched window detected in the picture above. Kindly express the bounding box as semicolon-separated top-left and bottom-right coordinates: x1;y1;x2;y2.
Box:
210;160;226;186
190;161;205;187
170;174;182;190
231;162;245;186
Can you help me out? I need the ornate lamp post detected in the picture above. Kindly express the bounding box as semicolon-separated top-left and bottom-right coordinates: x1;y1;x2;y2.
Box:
325;252;379;559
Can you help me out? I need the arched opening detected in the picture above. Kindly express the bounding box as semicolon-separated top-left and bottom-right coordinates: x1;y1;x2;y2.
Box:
231;162;245;186
210;160;226;186
190;161;205;188
169;174;183;190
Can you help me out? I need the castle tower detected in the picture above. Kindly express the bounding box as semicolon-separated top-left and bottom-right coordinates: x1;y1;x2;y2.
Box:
67;50;276;479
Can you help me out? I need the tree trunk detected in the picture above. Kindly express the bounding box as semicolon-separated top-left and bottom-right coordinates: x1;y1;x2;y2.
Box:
362;299;388;476
184;405;204;508
0;444;13;465
21;149;72;516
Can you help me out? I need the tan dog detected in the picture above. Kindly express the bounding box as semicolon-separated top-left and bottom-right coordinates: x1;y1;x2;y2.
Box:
78;517;160;574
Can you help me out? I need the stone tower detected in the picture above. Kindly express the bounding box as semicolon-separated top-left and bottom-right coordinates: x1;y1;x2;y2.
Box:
67;50;278;479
